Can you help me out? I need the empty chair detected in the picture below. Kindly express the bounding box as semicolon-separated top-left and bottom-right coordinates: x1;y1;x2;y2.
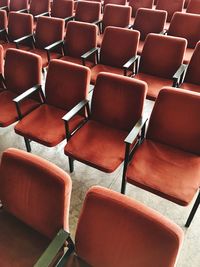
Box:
38;186;184;267
167;12;200;62
175;41;200;93
186;0;200;14
64;72;147;173
88;27;140;84
51;0;74;20
15;16;65;68
28;0;50;18
9;0;28;11
14;60;90;152
97;4;132;46
132;8;167;54
47;21;98;68
129;0;154;22
133;33;187;100
0;12;33;56
122;88;200;228
73;1;101;24
156;0;184;22
0;148;72;267
0;48;42;127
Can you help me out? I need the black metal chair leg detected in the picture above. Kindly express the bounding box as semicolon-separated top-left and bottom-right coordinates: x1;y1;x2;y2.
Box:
24;138;31;152
185;190;200;228
68;157;74;173
121;176;127;194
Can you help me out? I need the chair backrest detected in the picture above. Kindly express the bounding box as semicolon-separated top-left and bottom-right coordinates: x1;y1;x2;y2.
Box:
102;4;131;31
35;16;64;49
75;1;101;23
147;88;200;155
10;0;28;11
129;0;153;17
91;72;147;132
186;0;200;14
0;0;8;7
139;33;187;79
4;48;42;94
0;148;72;239
8;12;33;42
184;41;200;85
45;60;90;111
75;186;183;267
156;0;184;22
64;21;97;58
51;0;74;19
0;9;7;29
100;27;139;68
168;12;200;48
133;8;167;41
104;0;126;8
30;0;50;16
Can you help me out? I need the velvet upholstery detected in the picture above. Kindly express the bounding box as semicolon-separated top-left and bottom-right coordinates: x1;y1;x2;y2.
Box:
29;0;50;17
134;33;186;100
92;27;139;84
73;186;183;267
0;44;3;75
126;88;200;209
75;1;101;23
129;0;153;17
104;0;126;8
51;0;74;19
15;60;90;147
186;0;200;14
168;12;200;62
0;9;7;29
156;0;184;22
62;21;97;67
10;0;28;11
64;72;147;173
0;147;72;266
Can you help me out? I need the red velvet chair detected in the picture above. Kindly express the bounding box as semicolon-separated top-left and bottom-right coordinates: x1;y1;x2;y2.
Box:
156;0;184;23
37;186;183;267
29;0;50;18
88;26;140;84
73;1;101;24
122;88;200;228
46;21;98;68
132;8;167;54
0;147;72;267
9;0;28;11
64;72;147;173
186;0;200;14
14;60;90;152
0;48;42;128
103;0;127;10
51;0;74;21
15;16;65;68
174;41;200;93
133;33;187;100
97;4;132;46
0;11;33;56
129;0;153;23
167;12;200;63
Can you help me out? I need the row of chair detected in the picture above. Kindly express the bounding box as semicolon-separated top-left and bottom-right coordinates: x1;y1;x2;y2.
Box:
0;47;199;229
0;147;184;266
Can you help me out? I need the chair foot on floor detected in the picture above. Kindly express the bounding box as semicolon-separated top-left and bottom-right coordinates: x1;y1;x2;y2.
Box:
68;157;74;173
24;138;31;152
185;191;200;228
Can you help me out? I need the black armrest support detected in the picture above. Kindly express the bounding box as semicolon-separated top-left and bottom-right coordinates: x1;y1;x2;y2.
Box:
123;55;140;76
14;34;34;49
45;40;64;62
34;12;50;19
34;229;70;267
94;19;102;33
0;5;9;11
16;8;29;13
160;29;167;35
0;28;8;42
81;47;99;66
173;64;188;87
64;15;75;23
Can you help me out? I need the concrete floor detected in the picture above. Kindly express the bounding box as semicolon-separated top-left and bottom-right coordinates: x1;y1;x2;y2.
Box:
0;96;199;267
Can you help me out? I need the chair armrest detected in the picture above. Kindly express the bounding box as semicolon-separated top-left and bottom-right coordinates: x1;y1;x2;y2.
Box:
34;229;70;267
0;28;8;41
13;85;42;104
123;55;140;76
160;29;167;35
64;15;75;23
0;5;9;11
125;116;148;145
62;99;89;122
34;12;50;19
16;8;29;13
45;40;64;62
173;64;188;87
81;47;99;66
14;34;34;48
126;24;133;29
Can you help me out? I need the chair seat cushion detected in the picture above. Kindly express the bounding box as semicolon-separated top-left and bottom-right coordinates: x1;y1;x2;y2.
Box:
60;55;95;69
180;82;200;93
183;48;194;64
91;64;123;84
0;210;50;267
63;252;90;267
29;48;61;68
0;90;40;127
133;73;173;100
15;104;85;147
64;120;128;173
126;139;200;206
